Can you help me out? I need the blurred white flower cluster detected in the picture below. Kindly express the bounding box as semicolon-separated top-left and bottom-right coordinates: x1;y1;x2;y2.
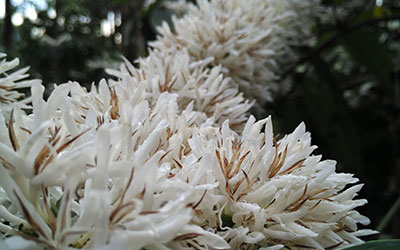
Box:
152;0;322;105
0;0;375;250
0;53;41;119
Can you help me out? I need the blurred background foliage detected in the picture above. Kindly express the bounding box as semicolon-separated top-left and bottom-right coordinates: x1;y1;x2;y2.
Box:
0;0;399;241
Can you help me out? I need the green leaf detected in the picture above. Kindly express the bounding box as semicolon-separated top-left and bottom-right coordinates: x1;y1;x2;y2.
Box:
50;196;63;218
302;56;363;172
342;240;400;250
221;213;234;228
341;29;394;91
373;7;392;18
112;0;135;6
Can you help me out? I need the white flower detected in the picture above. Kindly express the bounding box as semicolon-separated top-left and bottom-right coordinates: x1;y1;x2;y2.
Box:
0;79;229;249
0;76;375;250
184;116;376;249
0;53;41;119
163;0;194;16
107;49;253;130
152;0;322;104
0;1;374;249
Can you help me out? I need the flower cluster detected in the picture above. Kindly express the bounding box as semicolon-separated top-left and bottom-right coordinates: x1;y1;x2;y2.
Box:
0;53;41;119
152;0;322;104
0;0;375;250
107;50;252;130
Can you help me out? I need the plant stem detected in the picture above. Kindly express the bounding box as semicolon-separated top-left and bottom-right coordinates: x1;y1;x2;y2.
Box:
377;196;400;232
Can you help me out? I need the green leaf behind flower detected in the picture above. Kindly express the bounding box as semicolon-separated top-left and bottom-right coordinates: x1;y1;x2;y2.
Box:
342;240;400;250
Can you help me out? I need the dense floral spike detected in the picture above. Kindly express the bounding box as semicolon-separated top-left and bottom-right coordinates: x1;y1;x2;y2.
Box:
184;116;376;249
107;49;253;130
0;81;229;249
0;53;41;119
0;54;374;250
152;0;321;104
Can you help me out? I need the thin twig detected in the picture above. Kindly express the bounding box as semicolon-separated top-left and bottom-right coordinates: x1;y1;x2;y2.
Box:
377;196;400;232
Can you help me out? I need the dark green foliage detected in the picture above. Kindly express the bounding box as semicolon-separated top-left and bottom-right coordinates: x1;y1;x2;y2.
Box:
342;239;400;250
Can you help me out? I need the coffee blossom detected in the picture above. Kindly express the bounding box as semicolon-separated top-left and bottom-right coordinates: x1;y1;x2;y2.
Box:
152;0;321;103
0;0;375;249
0;53;41;119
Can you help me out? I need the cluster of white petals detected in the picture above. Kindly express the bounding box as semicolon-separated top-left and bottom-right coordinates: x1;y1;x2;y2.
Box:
152;0;322;103
0;0;375;250
0;53;41;119
0;80;230;249
106;49;252;130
